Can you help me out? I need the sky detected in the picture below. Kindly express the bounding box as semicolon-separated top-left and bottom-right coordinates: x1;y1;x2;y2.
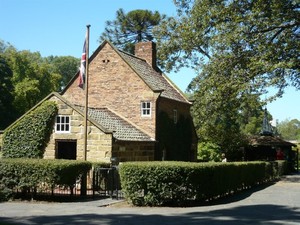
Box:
0;0;299;123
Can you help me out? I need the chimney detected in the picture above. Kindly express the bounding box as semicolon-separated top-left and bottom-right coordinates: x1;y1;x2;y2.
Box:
135;41;157;69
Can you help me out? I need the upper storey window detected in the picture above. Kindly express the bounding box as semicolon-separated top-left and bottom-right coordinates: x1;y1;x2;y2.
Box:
55;115;70;133
141;101;151;117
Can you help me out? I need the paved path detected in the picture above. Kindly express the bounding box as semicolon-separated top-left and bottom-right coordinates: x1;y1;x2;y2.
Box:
1;174;299;225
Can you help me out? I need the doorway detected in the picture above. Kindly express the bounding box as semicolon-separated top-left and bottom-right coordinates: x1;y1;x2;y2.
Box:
56;139;77;160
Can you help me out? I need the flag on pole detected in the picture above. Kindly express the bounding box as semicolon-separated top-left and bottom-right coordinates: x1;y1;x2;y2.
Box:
78;39;87;88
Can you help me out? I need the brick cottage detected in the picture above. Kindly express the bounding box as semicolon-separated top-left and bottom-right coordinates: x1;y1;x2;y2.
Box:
4;41;198;163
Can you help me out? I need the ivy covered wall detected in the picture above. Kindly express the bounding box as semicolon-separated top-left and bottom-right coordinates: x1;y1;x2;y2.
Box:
2;101;58;158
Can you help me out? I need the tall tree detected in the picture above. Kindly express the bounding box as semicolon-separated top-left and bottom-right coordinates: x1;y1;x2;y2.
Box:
46;55;79;90
0;40;79;128
0;54;15;129
277;119;300;140
1;44;61;117
154;0;299;157
155;0;300;91
100;9;166;53
155;0;299;95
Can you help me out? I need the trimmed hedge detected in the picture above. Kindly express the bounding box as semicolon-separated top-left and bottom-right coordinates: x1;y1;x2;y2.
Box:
92;162;111;169
0;158;92;200
2;101;58;158
119;161;287;206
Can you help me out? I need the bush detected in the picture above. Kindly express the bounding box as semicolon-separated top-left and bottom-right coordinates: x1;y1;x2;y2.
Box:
2;101;58;158
119;161;284;206
0;158;92;201
197;141;221;162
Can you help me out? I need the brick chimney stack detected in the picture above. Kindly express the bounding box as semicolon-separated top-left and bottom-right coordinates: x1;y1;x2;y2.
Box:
135;41;157;69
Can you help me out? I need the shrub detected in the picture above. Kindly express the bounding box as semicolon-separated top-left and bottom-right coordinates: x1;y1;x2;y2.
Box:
197;141;221;162
119;161;283;206
2;101;58;158
0;158;92;201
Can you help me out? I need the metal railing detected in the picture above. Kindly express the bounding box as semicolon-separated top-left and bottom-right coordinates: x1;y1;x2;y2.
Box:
92;167;122;199
10;167;123;201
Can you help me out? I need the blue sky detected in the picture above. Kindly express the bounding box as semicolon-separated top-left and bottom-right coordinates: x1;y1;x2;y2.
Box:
0;0;299;122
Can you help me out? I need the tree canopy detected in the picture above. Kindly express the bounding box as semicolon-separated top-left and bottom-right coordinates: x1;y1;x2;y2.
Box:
100;9;167;53
154;0;299;157
0;40;79;129
0;55;15;129
276;118;300;140
155;0;299;96
45;55;79;90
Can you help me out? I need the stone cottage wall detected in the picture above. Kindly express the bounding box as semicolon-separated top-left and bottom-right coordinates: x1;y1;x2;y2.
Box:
112;141;155;162
44;96;113;162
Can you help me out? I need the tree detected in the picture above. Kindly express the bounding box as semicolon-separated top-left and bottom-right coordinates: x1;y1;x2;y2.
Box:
197;141;221;162
277;119;300;140
0;40;78;128
6;49;61;114
0;41;62;119
0;54;15;129
46;55;79;90
155;0;299;96
153;0;299;158
100;9;166;54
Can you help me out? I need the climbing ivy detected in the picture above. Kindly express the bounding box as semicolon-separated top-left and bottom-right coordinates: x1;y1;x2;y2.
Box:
2;101;58;158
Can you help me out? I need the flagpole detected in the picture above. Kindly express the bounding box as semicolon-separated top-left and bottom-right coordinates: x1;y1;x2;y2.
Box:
83;24;90;161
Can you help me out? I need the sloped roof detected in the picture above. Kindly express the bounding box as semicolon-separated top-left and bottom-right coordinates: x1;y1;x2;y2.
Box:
62;40;191;104
249;135;297;147
76;105;154;142
118;50;190;104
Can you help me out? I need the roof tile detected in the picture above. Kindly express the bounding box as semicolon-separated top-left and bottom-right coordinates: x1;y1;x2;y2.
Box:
77;106;154;142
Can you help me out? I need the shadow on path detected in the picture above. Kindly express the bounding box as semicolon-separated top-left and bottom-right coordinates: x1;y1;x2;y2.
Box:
1;204;299;225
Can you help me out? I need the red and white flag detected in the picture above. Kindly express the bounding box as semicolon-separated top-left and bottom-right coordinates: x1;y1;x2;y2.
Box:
78;39;86;88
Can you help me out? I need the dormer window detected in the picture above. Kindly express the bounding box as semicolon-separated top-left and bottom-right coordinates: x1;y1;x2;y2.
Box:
141;101;151;117
55;115;70;133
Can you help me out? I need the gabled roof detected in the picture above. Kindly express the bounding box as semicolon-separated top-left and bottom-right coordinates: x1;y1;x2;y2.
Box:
118;50;190;104
76;105;154;142
10;92;112;134
62;40;191;104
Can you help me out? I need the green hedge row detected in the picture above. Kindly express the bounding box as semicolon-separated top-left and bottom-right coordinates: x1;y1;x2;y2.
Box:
119;161;287;206
0;158;92;200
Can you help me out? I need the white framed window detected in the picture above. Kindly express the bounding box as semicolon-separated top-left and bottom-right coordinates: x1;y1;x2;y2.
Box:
55;115;70;133
141;101;151;117
173;109;178;124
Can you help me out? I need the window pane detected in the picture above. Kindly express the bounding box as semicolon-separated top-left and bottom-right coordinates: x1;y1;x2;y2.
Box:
55;115;70;133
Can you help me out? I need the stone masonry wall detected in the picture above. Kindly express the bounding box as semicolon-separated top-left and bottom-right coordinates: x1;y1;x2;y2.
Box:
44;96;113;162
112;141;155;162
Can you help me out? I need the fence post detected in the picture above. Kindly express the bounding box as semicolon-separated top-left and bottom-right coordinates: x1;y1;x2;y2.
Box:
80;172;87;196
